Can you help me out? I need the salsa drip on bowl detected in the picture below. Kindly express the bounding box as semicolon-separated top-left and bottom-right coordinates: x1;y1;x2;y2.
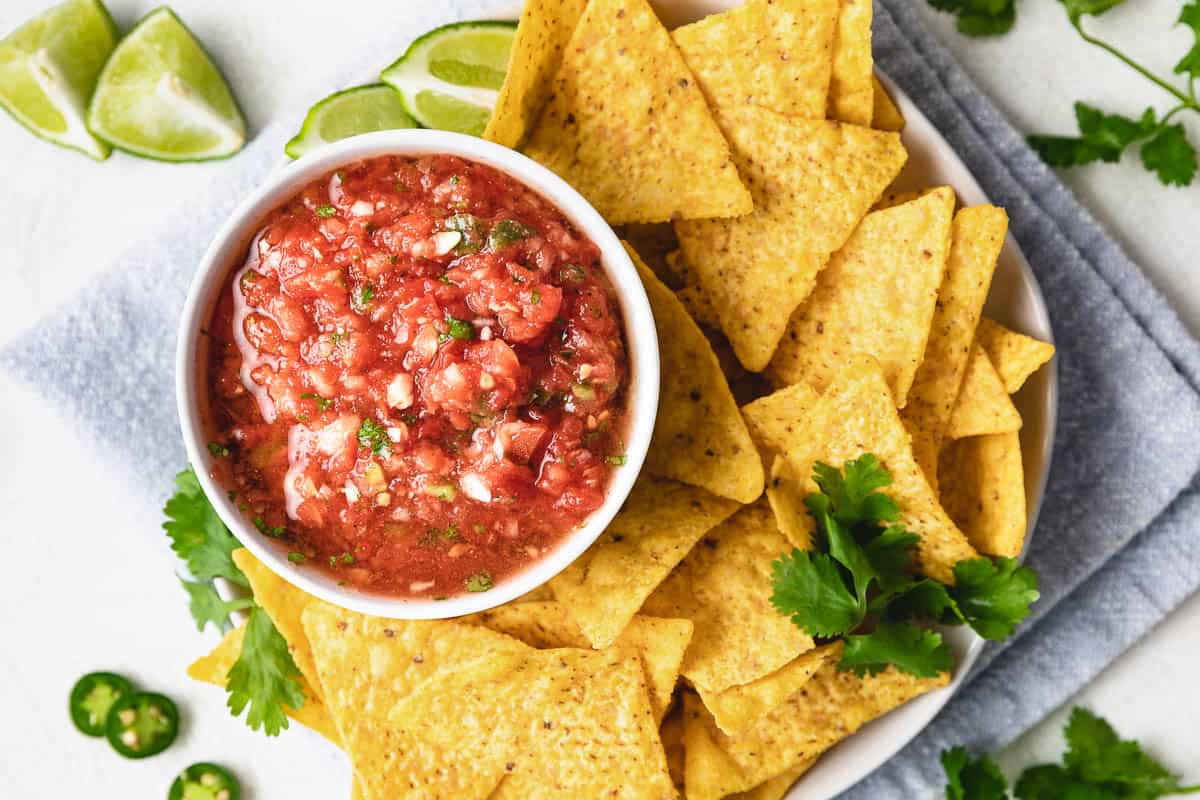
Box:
202;154;630;599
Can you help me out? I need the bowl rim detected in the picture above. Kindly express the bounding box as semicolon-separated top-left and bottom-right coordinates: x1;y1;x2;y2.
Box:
175;128;660;620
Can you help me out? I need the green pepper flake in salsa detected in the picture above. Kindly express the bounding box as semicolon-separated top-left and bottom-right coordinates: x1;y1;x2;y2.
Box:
203;154;630;599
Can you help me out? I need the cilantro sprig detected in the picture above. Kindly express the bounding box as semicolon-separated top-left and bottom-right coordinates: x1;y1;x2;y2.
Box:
162;466;306;736
942;707;1200;799
769;455;1039;678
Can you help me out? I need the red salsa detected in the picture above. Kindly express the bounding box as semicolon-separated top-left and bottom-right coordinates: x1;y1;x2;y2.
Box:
202;154;630;599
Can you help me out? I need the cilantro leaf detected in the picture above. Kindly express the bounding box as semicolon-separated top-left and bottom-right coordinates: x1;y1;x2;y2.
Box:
950;557;1039;641
1140;124;1198;186
179;578;254;633
163;467;248;587
1059;0;1127;24
928;0;1016;36
1014;764;1117;800
839;622;953;678
862;525;920;593
808;455;899;527
1029;104;1156;166
1174;2;1200;79
1062;708;1178;792
943;746;1010;800
225;606;306;736
770;549;864;637
883;578;960;623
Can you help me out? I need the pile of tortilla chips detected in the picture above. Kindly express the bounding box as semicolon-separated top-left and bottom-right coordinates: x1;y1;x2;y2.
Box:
189;0;1055;797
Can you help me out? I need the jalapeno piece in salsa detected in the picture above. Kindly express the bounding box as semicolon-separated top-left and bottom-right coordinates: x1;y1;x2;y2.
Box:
69;671;135;737
169;762;240;800
105;691;179;758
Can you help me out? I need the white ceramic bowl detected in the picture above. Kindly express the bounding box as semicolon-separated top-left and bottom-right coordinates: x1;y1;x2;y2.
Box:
176;129;660;620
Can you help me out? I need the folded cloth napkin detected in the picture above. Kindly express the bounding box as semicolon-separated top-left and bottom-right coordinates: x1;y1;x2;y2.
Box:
4;0;1200;797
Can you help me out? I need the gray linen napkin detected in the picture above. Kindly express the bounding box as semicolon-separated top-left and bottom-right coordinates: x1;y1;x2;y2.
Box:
3;1;1200;797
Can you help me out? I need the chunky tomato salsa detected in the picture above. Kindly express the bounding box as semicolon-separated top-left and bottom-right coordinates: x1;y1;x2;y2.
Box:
202;154;630;599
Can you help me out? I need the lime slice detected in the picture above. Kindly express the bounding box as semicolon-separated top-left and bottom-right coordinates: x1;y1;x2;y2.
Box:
0;0;119;160
87;8;246;162
285;84;418;159
380;21;516;137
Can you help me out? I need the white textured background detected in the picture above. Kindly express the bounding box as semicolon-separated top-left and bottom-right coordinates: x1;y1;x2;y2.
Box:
1;0;1198;797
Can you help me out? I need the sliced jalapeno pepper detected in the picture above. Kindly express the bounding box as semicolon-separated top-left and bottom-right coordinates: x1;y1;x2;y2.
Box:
69;671;135;737
104;691;179;759
168;762;240;800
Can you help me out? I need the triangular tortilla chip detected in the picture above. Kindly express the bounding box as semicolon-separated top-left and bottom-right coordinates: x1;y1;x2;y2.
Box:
731;762;814;800
484;0;587;148
975;317;1056;393
777;357;978;583
768;188;956;406
522;0;751;223
765;455;815;550
661;703;686;792
696;642;842;735
741;382;821;468
672;0;839;119
467;600;693;722
675;111;907;371
683;693;753;800
643;501;813;693
550;474;740;648
945;344;1022;440
902;205;1008;484
630;243;763;502
940;431;1028;558
871;73;904;132
827;0;873;125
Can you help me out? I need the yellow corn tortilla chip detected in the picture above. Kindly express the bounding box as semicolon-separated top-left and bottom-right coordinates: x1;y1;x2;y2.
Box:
522;0;751;224
945;344;1023;440
766;455;815;549
661;702;686;792
871;187;936;212
550;474;741;648
675;111;907;371
768;188;956;407
643;501;813;694
683;693;753;800
619;222;680;285
742;381;821;468
730;762;815;800
828;0;873;125
697;642;842;735
976;317;1056;393
630;243;763;502
186;623;343;746
701;660;950;786
672;0;839;119
677;284;721;330
467;600;693;722
871;74;905;132
902;205;1008;485
939;431;1027;557
483;0;587;148
779;356;978;583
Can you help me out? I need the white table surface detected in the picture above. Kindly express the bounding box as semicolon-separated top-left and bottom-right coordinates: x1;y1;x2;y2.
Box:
1;1;1197;797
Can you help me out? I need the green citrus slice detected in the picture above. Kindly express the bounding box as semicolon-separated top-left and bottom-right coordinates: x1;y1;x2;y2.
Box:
86;7;246;162
379;21;516;137
285;84;418;159
0;0;119;160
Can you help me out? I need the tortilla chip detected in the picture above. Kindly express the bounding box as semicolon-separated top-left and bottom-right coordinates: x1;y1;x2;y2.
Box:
702;660;950;786
630;243;763;502
872;187;935;212
683;693;753;800
231;548;326;700
741;381;821;468
975;317;1056;393
768;188;956;407
945;344;1023;440
939;431;1027;557
675;112;907;371
902;205;1008;484
512;583;556;603
661;703;686;792
871;74;904;132
186;623;343;746
765;455;815;550
468;600;693;721
697;642;842;735
677;284;722;330
350;780;363;800
550;474;740;648
619;222;680;285
672;0;839;119
778;357;978;583
828;0;873;125
643;501;813;693
484;0;587;148
522;0;751;224
731;763;815;800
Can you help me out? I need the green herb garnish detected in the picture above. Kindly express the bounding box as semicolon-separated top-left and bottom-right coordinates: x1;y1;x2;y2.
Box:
488;219;538;250
445;315;474;341
445;213;484;255
316;204;336;218
287;552;306;564
465;572;493;592
357;419;389;454
353;284;375;311
252;516;285;539
300;392;332;411
207;442;230;457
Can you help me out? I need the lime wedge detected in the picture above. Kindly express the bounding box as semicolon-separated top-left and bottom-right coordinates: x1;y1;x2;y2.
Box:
380;21;516;137
87;8;246;162
285;84;417;159
0;0;118;160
